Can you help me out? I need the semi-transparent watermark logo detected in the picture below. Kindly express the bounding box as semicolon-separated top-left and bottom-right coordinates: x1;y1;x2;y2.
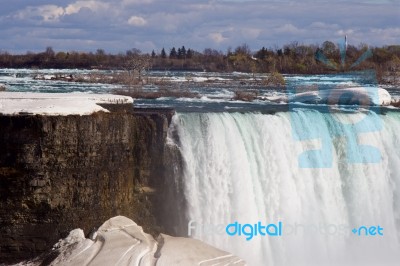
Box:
188;220;283;241
288;38;382;168
187;220;384;240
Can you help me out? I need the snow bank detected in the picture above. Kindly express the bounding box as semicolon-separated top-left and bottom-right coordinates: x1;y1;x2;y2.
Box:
24;216;246;266
157;234;245;265
0;92;133;115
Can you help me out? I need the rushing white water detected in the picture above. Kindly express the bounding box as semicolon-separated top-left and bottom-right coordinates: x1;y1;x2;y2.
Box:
168;110;400;266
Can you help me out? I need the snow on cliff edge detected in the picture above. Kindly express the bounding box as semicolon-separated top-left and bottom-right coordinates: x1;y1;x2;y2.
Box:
15;216;246;266
0;92;133;115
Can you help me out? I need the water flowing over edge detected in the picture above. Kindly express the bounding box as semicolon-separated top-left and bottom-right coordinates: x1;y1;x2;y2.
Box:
167;110;400;266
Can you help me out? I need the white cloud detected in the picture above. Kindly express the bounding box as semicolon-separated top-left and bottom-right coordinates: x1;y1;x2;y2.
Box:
209;32;227;43
128;16;147;26
369;27;400;44
276;24;302;34
65;1;109;15
242;28;261;39
11;1;110;23
310;22;339;30
39;6;65;22
147;12;195;32
122;0;154;5
336;29;355;36
14;5;65;22
1;0;399;52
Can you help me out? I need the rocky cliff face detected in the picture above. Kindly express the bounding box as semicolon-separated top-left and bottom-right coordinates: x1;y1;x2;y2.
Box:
0;106;174;264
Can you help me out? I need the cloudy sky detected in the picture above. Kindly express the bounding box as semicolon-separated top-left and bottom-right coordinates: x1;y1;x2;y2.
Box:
0;0;399;54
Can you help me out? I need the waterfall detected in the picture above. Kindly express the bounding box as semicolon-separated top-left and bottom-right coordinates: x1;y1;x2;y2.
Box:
167;110;400;266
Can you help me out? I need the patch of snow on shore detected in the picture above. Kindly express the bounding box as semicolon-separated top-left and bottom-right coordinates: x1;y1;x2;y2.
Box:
0;92;133;115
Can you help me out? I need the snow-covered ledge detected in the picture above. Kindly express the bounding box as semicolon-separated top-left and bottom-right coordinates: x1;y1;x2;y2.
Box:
19;216;246;266
0;92;133;116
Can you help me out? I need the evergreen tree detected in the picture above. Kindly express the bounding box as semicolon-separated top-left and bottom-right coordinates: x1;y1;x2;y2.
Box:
161;48;167;59
186;48;193;59
151;50;156;58
169;47;177;58
255;47;267;60
177;48;182;59
181;46;187;58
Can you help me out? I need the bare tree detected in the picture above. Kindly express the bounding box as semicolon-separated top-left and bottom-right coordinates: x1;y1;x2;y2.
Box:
124;54;151;85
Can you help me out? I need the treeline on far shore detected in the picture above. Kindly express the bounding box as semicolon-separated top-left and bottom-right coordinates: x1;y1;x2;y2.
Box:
0;41;399;83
